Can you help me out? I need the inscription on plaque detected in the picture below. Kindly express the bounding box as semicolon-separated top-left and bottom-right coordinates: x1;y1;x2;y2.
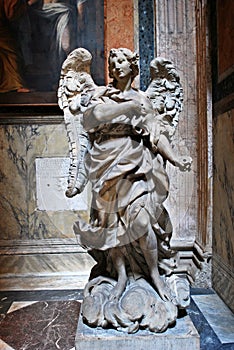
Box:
36;157;88;211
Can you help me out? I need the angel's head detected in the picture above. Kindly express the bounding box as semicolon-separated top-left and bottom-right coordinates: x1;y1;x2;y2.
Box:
108;48;139;86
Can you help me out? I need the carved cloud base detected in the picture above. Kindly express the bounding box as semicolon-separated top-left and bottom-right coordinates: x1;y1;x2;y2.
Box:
79;275;191;334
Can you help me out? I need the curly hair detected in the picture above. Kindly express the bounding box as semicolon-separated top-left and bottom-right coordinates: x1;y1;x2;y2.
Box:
108;48;139;84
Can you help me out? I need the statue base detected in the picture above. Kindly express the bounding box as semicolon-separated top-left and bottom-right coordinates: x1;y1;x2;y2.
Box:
75;313;200;350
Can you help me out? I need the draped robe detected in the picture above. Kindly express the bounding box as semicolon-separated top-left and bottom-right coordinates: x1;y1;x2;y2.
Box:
74;87;172;257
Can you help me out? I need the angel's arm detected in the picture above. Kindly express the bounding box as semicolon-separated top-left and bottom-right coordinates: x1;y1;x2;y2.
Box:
156;134;192;171
156;134;177;164
83;97;143;130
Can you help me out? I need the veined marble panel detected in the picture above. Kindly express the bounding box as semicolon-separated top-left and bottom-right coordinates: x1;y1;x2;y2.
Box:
213;109;234;269
0;124;90;241
192;294;234;344
0;126;28;240
0;253;94;276
0;276;88;291
0;300;80;349
0;252;95;290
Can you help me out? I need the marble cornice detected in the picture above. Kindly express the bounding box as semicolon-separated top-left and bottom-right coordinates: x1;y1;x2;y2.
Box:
171;239;208;283
0;239;85;255
0;114;64;125
0;105;63;125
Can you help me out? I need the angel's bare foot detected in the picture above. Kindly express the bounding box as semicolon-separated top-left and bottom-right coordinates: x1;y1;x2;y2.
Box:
108;247;127;301
152;274;172;302
109;280;126;301
137;229;172;302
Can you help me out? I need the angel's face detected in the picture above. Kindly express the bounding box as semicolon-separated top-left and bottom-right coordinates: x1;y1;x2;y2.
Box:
109;53;132;82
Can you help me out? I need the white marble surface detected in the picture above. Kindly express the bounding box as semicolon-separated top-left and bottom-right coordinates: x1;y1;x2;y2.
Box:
192;294;234;344
36;157;89;211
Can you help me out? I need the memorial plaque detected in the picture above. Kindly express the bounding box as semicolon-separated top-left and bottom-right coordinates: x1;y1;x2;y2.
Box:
36;157;88;211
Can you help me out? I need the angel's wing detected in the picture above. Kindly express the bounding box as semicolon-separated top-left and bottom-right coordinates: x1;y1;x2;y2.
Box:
145;57;183;139
58;48;97;197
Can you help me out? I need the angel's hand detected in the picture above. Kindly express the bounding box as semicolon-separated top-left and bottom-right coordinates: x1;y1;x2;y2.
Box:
80;92;92;107
175;156;192;172
68;95;81;113
133;95;153;116
65;187;81;198
148;117;160;152
111;93;152;116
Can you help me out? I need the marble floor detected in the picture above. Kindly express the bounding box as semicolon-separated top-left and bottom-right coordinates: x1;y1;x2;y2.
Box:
0;288;233;350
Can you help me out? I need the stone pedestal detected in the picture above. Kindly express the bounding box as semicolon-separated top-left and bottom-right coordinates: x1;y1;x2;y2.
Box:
75;313;200;350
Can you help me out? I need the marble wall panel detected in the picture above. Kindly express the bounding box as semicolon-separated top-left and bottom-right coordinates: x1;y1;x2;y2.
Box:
0;252;95;290
0;126;28;240
0;123;90;242
213;109;234;270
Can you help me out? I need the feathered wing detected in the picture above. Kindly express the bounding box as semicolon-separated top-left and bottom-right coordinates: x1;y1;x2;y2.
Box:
58;48;97;197
145;57;183;141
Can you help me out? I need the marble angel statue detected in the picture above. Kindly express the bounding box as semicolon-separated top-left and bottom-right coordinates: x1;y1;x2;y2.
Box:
58;47;192;333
